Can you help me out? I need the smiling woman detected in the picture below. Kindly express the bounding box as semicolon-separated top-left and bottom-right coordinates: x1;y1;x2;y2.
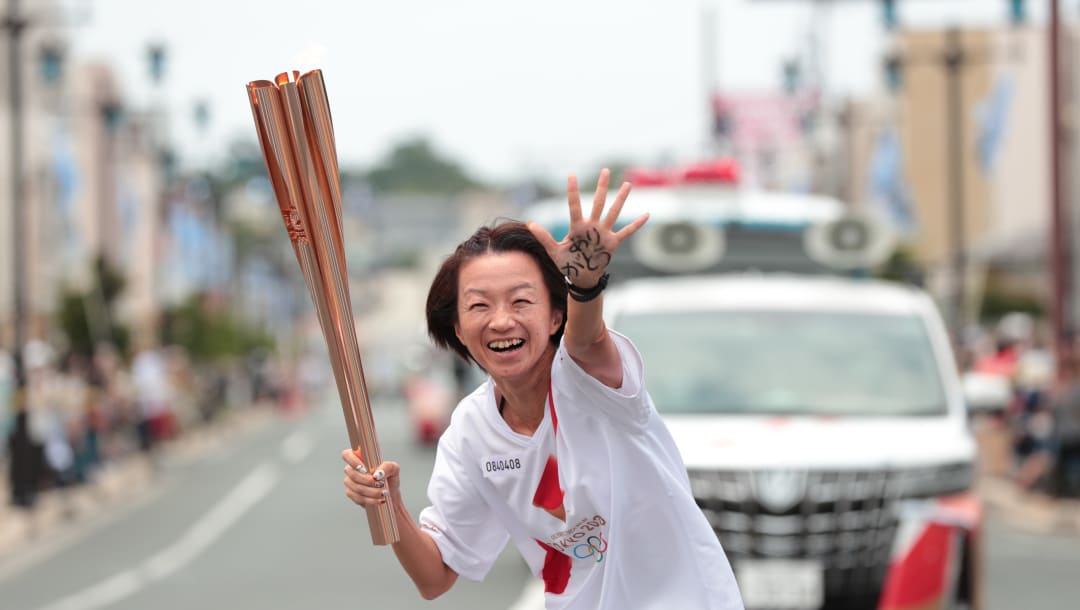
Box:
340;170;744;609
426;227;569;378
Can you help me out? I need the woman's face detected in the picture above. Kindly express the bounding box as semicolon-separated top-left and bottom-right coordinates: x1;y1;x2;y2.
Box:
454;251;563;383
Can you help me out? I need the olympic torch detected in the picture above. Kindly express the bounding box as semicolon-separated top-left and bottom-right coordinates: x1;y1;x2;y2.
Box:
246;70;399;545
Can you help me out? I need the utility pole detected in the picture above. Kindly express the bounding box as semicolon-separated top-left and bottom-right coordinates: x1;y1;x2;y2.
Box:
943;26;968;344
4;0;27;391
886;24;1018;343
884;27;978;342
1048;0;1070;376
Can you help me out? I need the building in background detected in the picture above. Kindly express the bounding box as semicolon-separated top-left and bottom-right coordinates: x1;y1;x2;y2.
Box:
1;31;168;352
836;22;1080;333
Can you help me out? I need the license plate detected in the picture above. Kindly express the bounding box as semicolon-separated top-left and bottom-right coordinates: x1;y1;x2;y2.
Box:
736;559;824;610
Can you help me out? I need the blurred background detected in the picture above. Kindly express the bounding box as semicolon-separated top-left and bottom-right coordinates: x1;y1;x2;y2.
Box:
1;1;1079;609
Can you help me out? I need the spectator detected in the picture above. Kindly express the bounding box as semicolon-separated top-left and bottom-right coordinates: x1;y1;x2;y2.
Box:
91;342;135;460
0;350;12;443
1051;347;1080;497
28;348;76;490
132;346;175;452
53;352;92;484
7;406;44;510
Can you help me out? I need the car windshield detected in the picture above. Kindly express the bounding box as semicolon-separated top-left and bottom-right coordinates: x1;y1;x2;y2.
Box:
614;309;948;416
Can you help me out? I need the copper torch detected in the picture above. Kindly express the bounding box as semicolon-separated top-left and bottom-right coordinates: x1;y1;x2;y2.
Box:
246;70;399;545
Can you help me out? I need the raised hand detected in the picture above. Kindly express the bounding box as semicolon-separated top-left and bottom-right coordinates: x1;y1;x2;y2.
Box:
528;169;649;290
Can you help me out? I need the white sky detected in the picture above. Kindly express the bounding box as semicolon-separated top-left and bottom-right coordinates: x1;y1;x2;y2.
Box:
63;0;1060;183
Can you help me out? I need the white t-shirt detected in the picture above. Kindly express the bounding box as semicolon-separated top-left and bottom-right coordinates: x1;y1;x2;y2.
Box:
419;331;744;610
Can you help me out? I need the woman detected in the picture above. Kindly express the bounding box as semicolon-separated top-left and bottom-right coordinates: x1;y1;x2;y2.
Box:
342;170;743;609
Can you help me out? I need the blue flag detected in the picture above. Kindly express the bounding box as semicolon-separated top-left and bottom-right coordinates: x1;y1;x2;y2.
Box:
868;129;916;234
977;77;1014;174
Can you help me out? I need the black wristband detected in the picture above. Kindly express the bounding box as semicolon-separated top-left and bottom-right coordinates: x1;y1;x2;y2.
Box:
565;273;610;303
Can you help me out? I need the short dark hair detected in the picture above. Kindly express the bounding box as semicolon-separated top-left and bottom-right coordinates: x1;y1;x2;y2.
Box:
426;220;568;365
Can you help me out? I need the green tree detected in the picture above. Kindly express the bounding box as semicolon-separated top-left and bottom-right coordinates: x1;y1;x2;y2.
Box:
979;275;1045;322
876;245;926;286
56;256;131;357
365;137;482;195
159;292;273;363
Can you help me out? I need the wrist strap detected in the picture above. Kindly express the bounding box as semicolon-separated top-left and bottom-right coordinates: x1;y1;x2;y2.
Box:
565;273;610;303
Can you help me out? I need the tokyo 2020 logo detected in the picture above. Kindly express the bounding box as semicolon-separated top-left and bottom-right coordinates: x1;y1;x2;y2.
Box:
572;533;608;563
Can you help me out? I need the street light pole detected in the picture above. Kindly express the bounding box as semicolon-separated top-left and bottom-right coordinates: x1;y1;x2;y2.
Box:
4;0;28;389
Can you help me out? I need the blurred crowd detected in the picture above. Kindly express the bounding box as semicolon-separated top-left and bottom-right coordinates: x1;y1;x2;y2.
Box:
1;340;291;513
964;313;1080;499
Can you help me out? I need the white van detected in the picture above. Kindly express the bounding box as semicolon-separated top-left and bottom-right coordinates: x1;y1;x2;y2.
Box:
604;274;981;610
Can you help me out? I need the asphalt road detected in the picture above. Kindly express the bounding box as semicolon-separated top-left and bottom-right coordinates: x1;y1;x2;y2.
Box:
2;395;1079;610
983;512;1080;610
0;396;531;610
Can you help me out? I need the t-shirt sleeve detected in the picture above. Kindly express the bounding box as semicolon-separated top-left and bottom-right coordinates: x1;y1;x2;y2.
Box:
418;437;509;582
551;329;652;430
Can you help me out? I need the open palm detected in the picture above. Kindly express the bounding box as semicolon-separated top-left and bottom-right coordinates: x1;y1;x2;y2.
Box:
527;169;649;288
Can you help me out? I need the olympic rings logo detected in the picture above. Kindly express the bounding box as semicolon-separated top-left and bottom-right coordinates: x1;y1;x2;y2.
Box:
572;534;608;563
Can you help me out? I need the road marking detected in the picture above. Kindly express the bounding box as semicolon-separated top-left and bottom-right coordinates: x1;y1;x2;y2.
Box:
37;463;279;610
142;463;278;580
40;570;141;610
280;430;314;464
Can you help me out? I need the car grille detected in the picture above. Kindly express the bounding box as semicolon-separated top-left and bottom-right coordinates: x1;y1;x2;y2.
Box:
690;464;974;610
